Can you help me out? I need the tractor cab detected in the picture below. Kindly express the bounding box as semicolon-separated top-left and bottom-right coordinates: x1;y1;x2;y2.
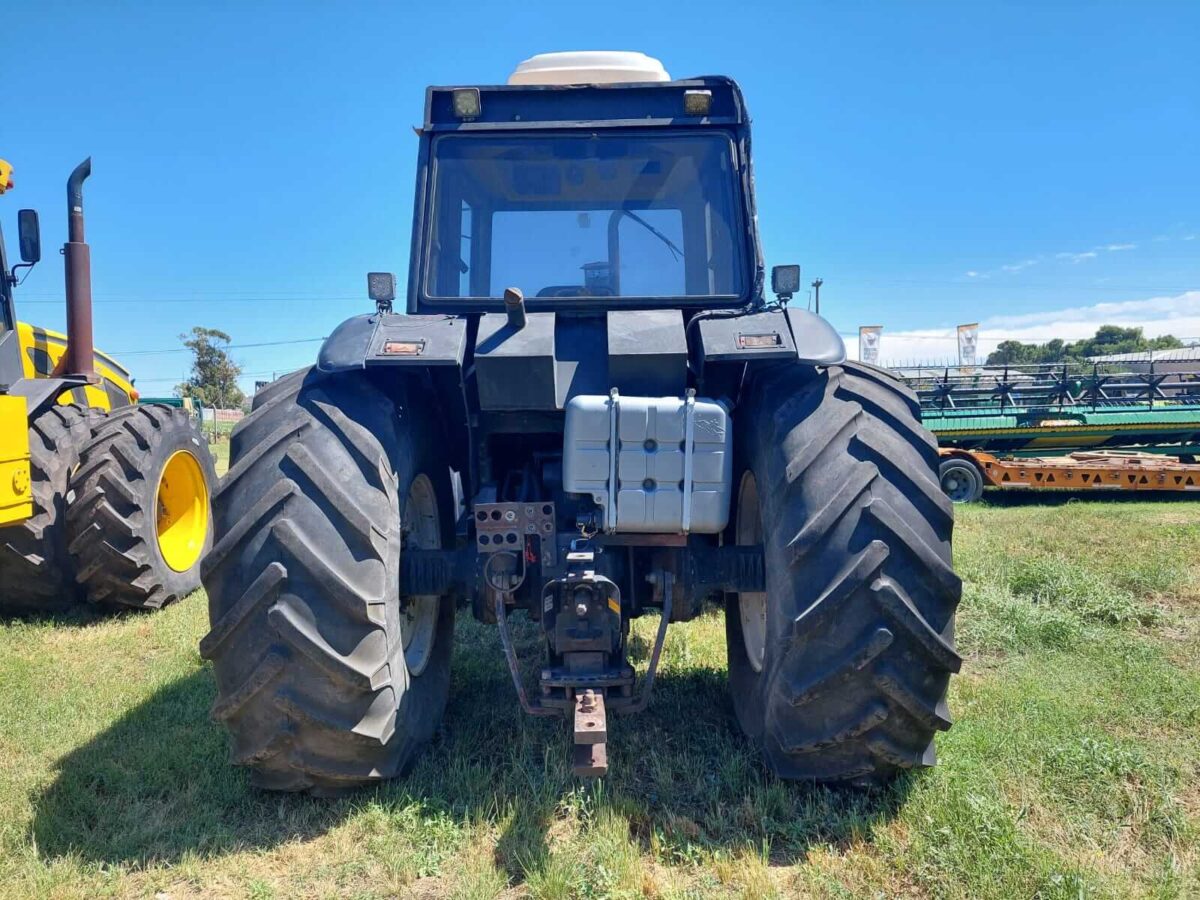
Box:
411;55;760;313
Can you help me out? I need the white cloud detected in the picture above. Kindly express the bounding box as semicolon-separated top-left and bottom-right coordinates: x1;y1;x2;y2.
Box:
969;236;1146;279
846;290;1200;364
1001;258;1038;273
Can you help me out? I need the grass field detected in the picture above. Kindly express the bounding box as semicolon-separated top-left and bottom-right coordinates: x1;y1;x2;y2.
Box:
2;494;1198;899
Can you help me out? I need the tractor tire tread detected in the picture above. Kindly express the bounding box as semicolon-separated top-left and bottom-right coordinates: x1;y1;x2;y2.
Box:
201;367;453;794
66;404;216;609
730;363;959;784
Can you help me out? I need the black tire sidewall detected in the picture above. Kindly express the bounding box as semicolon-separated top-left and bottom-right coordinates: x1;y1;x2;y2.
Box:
725;434;772;741
394;389;457;749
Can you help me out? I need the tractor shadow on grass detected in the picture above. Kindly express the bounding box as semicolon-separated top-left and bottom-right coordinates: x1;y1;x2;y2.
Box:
0;603;127;629
31;614;915;874
428;617;918;880
30;667;343;866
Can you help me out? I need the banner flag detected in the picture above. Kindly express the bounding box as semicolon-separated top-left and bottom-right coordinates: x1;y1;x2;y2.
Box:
957;323;979;371
859;326;882;365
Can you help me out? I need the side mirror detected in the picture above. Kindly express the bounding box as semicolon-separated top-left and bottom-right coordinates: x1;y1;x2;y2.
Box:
17;209;41;264
771;264;800;299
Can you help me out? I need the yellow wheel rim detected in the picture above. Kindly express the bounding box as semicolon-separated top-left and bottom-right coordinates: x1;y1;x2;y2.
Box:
155;450;209;573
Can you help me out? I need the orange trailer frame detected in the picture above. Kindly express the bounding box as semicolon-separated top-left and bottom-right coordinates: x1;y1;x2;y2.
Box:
939;448;1200;499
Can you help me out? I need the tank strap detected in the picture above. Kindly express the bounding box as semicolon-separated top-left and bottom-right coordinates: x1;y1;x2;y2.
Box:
606;387;620;532
682;388;696;533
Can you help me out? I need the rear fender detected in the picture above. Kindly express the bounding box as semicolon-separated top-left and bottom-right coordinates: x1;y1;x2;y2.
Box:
317;313;468;374
785;308;845;365
316;312;473;493
694;307;845;372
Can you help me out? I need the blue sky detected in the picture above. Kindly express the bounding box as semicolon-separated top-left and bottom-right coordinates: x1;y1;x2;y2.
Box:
4;1;1198;388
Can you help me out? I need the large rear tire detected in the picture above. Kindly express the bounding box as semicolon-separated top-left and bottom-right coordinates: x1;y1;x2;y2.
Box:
0;405;93;612
67;405;217;609
199;369;455;793
726;361;962;784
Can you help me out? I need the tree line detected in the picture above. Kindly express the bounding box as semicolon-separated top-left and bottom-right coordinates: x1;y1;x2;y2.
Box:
985;325;1186;366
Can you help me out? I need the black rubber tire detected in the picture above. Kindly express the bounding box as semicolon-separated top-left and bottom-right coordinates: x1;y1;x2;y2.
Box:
66;404;217;609
938;458;985;504
726;361;962;785
199;368;455;793
0;405;94;612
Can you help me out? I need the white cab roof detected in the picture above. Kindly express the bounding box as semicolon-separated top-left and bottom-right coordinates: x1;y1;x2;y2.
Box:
508;51;671;86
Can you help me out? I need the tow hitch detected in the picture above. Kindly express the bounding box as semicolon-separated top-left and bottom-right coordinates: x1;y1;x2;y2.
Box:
464;496;764;778
490;540;673;778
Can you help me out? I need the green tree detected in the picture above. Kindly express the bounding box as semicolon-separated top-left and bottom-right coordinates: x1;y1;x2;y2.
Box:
985;326;1184;366
1067;325;1183;359
176;327;245;409
988;338;1066;366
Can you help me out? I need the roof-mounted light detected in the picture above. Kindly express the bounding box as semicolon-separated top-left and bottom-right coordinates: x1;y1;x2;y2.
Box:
683;89;712;116
452;88;481;119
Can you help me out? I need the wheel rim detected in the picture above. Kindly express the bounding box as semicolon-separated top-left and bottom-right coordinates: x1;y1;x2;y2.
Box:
736;471;767;674
155;449;209;573
940;465;977;503
401;473;441;677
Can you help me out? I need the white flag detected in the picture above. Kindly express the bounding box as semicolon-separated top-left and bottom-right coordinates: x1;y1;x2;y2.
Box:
859;326;883;365
957;323;979;371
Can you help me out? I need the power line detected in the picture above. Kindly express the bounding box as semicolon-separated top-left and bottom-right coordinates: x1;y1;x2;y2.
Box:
113;336;325;356
12;278;1198;306
838;332;1200;343
832;278;1200;293
136;368;283;385
17;295;367;305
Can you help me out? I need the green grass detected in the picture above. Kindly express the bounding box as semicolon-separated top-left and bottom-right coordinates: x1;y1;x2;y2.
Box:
208;434;230;477
2;495;1199;898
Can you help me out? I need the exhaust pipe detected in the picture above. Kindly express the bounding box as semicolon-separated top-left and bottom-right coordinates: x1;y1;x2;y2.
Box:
63;158;94;378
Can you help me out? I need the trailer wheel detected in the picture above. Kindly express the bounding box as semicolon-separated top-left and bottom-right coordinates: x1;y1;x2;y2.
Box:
67;405;217;608
0;405;93;611
199;369;454;794
938;457;984;504
726;362;961;785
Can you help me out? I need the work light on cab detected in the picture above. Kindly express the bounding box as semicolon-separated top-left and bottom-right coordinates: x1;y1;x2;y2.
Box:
683;89;712;116
451;88;481;119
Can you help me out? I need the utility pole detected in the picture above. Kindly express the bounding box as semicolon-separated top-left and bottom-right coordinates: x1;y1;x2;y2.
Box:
811;278;823;315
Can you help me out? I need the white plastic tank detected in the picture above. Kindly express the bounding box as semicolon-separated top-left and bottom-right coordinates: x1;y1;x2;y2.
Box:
508;51;671;86
563;393;732;534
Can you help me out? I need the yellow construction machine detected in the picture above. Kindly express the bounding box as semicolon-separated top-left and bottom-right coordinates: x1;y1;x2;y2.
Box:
0;158;216;611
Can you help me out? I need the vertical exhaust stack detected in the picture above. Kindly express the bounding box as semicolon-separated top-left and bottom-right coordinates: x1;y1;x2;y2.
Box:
63;158;94;378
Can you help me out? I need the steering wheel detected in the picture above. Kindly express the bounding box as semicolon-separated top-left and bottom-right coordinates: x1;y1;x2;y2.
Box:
535;285;616;298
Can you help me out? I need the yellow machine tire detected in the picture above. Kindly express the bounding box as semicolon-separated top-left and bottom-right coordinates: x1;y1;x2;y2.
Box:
67;405;217;609
0;405;94;611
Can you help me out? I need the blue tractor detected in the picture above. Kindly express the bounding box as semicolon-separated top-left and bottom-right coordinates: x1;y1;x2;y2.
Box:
201;52;960;791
